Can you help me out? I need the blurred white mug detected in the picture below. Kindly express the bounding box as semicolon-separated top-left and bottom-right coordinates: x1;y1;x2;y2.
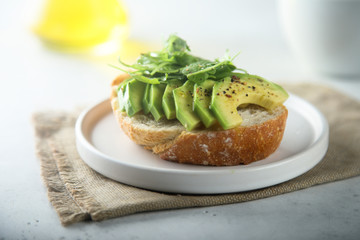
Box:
278;0;360;78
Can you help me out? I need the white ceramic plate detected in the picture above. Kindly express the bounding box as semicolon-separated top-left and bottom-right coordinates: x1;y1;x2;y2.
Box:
75;94;329;194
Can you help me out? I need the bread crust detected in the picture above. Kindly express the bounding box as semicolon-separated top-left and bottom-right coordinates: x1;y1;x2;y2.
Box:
153;107;287;165
110;74;288;166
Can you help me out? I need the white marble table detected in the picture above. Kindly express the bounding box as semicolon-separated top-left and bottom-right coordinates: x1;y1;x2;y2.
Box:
1;0;359;239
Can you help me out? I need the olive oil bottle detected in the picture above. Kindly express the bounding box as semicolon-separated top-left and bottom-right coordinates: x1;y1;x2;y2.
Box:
34;0;128;54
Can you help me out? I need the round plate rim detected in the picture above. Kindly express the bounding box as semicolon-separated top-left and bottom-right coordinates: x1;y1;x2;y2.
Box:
75;94;329;194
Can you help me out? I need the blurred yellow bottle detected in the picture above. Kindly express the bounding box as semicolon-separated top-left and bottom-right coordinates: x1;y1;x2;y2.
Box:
34;0;128;52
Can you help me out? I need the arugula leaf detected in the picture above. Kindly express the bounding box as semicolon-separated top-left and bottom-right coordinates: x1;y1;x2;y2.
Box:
183;60;237;83
130;74;160;84
181;61;213;75
165;34;190;54
112;34;247;84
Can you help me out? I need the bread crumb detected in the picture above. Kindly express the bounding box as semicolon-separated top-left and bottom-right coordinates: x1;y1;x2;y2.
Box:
166;149;177;160
224;137;232;147
219;150;229;158
207;132;216;139
199;144;209;154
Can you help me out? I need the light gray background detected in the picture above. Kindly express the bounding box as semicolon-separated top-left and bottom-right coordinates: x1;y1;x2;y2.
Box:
1;0;359;239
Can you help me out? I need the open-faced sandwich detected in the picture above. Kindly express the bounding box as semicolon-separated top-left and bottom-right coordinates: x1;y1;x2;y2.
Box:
110;35;289;166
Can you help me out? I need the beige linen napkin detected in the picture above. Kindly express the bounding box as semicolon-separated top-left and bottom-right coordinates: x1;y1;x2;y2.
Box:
33;83;360;226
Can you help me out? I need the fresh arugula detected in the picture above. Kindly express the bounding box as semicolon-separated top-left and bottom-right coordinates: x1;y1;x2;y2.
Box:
112;34;247;84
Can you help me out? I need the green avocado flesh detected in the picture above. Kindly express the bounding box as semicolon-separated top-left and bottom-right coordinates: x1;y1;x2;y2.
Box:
149;84;166;121
142;83;151;114
119;75;288;130
210;74;289;130
117;84;127;112
123;79;147;116
193;80;217;128
117;78;132;112
115;35;288;130
162;81;183;120
173;81;201;131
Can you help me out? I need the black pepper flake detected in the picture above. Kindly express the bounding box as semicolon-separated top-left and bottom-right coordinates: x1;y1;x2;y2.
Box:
225;94;232;98
245;94;248;97
232;75;240;81
223;91;226;94
252;86;256;91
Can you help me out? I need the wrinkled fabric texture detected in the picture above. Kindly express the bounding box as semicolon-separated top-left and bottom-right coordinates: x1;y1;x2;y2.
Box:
33;83;360;226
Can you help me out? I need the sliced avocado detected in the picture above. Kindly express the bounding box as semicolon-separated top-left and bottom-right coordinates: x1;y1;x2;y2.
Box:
117;78;132;112
173;81;202;131
117;84;127;112
193;80;217;128
123;79;147;116
162;80;183;120
149;83;166;121
142;83;151;114
211;75;289;130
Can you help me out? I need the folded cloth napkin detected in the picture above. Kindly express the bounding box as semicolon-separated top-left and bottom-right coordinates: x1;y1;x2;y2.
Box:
33;83;360;226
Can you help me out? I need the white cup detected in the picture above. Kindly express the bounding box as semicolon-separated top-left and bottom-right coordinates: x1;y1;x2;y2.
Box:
278;0;360;78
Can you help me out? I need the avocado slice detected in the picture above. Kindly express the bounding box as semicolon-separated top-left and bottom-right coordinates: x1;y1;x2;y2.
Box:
117;83;127;112
142;83;151;114
193;80;217;128
173;80;202;131
149;83;166;121
123;79;147;117
162;80;183;120
210;75;289;130
117;78;132;112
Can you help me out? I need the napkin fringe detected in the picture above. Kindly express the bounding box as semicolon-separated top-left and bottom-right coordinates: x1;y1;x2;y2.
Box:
35;137;90;225
49;140;103;224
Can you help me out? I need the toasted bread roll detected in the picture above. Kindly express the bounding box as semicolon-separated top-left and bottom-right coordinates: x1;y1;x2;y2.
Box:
110;74;288;166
